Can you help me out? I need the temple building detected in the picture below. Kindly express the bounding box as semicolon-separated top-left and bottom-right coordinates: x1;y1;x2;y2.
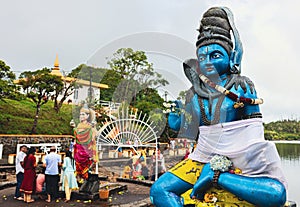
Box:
15;55;109;105
51;55;108;104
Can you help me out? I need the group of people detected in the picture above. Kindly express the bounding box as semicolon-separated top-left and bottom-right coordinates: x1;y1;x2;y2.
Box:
14;145;78;203
122;150;149;180
13;104;99;204
121;148;166;181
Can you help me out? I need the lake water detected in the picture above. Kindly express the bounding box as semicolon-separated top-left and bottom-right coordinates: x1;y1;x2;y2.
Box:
275;141;300;205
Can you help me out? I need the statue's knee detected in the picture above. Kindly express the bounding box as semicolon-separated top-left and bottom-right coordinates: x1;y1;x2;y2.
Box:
268;182;287;207
150;181;165;198
276;185;287;206
150;182;164;204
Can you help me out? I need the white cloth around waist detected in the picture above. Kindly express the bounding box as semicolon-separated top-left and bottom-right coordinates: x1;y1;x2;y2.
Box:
189;118;287;189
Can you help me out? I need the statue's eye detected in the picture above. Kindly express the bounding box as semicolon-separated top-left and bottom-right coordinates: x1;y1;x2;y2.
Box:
212;53;222;59
198;55;206;62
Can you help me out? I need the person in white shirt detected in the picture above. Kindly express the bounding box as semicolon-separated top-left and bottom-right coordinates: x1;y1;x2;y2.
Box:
43;146;62;203
14;145;28;200
170;139;176;151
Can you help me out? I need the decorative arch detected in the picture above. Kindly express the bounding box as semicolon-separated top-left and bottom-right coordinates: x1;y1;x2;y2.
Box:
96;107;158;154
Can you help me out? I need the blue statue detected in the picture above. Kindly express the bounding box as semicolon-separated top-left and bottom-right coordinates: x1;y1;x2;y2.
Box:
150;7;287;207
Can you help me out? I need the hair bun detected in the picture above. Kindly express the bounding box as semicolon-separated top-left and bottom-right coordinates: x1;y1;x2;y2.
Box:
196;7;233;55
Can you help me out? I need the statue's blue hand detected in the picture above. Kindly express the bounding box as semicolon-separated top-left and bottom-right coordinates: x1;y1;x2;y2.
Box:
168;112;180;121
190;163;213;200
167;100;183;130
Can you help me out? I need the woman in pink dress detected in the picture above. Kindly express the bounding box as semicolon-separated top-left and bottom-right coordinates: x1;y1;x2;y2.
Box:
35;167;46;199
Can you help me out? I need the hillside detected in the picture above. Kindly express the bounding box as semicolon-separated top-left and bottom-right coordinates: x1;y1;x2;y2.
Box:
0;98;73;135
0;98;299;140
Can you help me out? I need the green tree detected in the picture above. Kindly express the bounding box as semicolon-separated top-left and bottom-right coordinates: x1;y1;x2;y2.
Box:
107;48;169;103
76;64;106;83
0;60;20;100
133;88;164;114
99;69;122;101
19;68;62;134
105;48;170;140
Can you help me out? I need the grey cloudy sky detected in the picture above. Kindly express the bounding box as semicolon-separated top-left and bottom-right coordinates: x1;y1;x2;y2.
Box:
1;0;300;123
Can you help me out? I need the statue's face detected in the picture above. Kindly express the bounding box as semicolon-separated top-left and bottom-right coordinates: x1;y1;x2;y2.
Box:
197;44;230;77
79;112;89;122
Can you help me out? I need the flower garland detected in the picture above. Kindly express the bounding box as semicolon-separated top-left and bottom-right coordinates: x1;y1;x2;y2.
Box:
162;102;178;114
210;155;233;172
210;155;233;189
162;102;193;124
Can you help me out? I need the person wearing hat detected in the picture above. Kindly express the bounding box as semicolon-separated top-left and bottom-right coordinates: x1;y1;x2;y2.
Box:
150;7;287;207
43;146;62;203
14;145;28;201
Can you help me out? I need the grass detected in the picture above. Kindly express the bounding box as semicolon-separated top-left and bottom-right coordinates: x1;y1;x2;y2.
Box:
0;98;73;135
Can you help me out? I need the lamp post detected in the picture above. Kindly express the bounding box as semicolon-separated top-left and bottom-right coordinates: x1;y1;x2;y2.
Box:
164;91;168;102
89;66;92;104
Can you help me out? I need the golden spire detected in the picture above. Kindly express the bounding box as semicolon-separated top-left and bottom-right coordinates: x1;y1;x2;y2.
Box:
54;54;60;69
51;54;63;77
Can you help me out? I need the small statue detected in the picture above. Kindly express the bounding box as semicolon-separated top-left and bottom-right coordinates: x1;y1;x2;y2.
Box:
150;7;287;207
73;104;98;180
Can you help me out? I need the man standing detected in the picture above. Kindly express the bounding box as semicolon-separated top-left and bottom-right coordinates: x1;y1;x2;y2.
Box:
14;145;28;200
43;146;62;203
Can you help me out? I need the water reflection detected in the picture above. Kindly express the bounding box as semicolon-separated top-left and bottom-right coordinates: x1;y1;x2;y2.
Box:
275;142;300;205
276;143;300;161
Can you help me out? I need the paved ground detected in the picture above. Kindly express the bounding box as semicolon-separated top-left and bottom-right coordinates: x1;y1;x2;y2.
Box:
0;183;152;207
0;154;182;206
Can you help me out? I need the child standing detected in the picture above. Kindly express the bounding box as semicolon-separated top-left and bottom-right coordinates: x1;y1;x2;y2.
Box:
35;167;46;199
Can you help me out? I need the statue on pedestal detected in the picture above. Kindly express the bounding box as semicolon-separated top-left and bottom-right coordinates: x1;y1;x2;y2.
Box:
73;104;98;181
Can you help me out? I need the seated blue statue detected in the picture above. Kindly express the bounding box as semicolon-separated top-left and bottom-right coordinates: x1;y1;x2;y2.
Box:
150;7;287;207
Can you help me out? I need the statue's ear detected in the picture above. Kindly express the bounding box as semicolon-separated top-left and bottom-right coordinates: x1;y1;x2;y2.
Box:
229;50;240;74
229;51;235;73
